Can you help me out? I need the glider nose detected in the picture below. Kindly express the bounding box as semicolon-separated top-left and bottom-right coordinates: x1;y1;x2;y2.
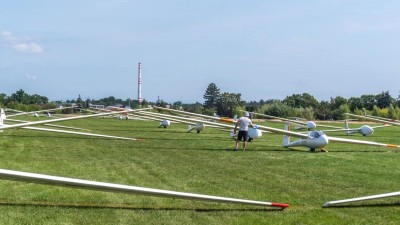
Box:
360;125;373;136
321;134;329;146
306;121;317;129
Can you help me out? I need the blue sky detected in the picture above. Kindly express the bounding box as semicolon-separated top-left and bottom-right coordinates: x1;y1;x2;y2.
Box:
1;0;400;103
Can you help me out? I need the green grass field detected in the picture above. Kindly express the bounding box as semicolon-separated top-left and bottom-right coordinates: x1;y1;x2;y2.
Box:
0;117;399;224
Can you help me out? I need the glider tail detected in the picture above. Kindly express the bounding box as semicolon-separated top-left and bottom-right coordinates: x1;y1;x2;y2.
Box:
344;120;350;135
282;123;290;146
294;118;301;130
0;108;5;131
0;108;5;121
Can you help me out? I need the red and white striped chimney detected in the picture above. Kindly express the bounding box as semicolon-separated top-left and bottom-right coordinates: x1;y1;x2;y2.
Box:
138;62;142;103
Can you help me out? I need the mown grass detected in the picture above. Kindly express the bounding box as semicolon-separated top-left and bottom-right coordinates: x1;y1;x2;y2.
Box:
0;117;399;224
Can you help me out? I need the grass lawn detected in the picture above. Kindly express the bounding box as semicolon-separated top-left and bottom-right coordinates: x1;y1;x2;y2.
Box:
0;117;399;224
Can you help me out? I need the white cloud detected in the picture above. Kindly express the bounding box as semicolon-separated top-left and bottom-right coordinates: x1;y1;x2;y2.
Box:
0;31;44;53
25;73;38;80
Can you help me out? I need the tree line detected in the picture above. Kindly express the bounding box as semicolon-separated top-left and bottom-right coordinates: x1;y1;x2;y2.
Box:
196;83;400;120
2;86;400;120
0;89;55;112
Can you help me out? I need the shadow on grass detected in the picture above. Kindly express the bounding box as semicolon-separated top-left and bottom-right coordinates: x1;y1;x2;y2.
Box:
0;202;284;212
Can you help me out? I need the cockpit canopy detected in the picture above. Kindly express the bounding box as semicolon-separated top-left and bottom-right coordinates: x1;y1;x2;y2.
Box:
308;131;324;139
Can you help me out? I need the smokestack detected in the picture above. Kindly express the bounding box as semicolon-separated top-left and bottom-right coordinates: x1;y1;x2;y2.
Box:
138;62;142;103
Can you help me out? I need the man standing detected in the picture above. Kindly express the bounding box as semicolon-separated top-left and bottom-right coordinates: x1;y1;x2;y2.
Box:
233;112;253;151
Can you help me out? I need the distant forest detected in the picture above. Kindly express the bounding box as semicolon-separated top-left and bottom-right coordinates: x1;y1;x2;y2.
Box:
1;85;400;120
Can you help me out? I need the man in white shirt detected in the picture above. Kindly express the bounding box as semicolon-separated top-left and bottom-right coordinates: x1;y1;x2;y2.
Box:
233;112;253;151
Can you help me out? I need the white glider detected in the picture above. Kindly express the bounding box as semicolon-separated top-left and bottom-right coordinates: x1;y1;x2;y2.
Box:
345;113;400;126
150;107;263;139
6;106;76;118
322;120;390;136
323;191;400;207
280;123;399;152
137;110;263;140
136;111;226;131
0;168;289;209
153;106;236;123
139;108;400;151
243;110;342;130
6;118;90;131
0;108;151;141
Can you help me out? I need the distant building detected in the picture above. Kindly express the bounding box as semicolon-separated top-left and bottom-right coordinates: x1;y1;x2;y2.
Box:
91;104;105;109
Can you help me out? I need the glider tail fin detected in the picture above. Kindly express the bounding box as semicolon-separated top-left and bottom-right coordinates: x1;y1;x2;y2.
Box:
344;120;350;135
0;108;5;120
294;118;301;130
282;123;290;146
0;108;4;131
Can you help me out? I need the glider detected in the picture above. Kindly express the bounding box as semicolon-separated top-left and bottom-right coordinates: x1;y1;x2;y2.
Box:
6;106;76;118
322;120;390;136
148;108;400;151
280;122;399;152
0;168;289;209
323;191;400;207
0;108;151;141
345;113;400;126
242;110;342;130
137;109;263;140
153;106;236;123
151;106;242;132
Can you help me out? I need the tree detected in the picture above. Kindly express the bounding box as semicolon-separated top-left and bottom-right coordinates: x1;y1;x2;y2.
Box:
330;96;347;110
283;93;319;108
348;97;363;111
141;99;149;108
296;107;315;120
76;94;84;108
203;83;220;109
183;102;204;114
360;94;376;110
29;94;48;104
314;100;332;120
331;104;350;120
216;92;242;117
0;93;6;106
375;91;394;108
172;101;182;109
10;89;29;104
388;104;400;120
156;99;167;107
86;98;91;108
259;101;292;118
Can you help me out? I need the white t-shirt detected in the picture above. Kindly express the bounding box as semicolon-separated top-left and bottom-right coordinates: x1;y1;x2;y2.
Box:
237;116;252;131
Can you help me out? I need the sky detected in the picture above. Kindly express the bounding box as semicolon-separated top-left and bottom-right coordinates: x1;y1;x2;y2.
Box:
1;0;400;103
